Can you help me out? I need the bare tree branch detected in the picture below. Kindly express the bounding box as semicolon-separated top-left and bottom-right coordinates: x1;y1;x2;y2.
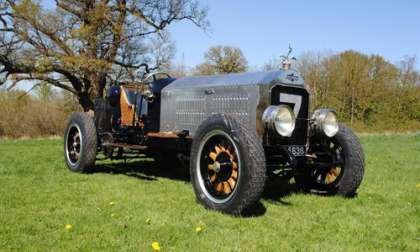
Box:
0;0;208;109
6;74;77;94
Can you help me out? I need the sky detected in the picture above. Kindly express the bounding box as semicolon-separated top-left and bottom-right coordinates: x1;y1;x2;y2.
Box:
168;0;420;69
38;0;419;70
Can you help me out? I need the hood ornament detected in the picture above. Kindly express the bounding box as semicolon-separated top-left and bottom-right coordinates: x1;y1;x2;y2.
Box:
281;44;297;70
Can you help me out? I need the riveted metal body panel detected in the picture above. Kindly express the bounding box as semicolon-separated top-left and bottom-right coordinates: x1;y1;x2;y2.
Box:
160;70;306;136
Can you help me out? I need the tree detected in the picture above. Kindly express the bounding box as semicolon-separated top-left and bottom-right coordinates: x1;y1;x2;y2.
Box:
195;46;247;75
397;56;419;87
296;52;331;109
262;56;281;71
293;50;420;130
0;0;208;110
35;81;54;102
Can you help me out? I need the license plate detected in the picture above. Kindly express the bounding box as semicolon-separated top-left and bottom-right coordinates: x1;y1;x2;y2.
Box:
287;145;306;156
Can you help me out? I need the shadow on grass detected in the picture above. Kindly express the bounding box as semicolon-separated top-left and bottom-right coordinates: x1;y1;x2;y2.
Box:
90;159;301;217
91;158;190;182
262;176;299;206
240;176;300;217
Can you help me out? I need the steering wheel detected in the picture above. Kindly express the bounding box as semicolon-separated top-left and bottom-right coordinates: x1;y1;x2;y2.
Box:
143;72;172;82
137;63;172;82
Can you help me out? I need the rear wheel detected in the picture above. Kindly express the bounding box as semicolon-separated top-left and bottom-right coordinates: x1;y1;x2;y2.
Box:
64;112;97;173
295;124;364;196
190;114;266;215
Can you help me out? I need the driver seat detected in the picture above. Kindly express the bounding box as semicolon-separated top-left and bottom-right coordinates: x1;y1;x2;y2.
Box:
120;86;137;126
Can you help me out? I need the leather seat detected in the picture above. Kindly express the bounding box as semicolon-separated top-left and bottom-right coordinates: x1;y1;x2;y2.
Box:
119;87;137;125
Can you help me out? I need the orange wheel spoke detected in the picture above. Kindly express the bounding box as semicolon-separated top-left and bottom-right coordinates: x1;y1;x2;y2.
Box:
327;173;335;183
209;152;217;161
223;182;232;194
336;167;341;176
232;161;238;170
215;182;223;192
231;169;238;179
210;174;217;182
228;178;236;189
214;145;222;155
330;174;335;183
208;164;214;171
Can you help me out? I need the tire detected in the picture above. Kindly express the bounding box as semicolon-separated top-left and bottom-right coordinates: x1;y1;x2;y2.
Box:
295;124;364;196
64;112;97;173
190;114;266;215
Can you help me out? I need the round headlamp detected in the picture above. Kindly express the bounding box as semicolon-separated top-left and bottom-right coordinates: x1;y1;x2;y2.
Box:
313;109;339;137
262;105;296;137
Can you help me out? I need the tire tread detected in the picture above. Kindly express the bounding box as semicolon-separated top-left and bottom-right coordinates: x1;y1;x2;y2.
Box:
64;112;97;172
190;114;266;215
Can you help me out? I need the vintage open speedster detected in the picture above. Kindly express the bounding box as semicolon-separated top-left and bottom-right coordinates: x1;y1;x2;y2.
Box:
64;64;364;215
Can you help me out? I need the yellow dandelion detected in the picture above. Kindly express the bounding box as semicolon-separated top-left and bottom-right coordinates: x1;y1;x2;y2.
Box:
195;226;203;233
111;213;116;217
416;184;420;189
109;201;115;206
151;241;160;251
195;222;205;233
65;224;73;230
145;218;151;224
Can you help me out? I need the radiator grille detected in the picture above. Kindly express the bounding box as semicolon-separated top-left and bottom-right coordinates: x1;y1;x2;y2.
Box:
268;85;309;145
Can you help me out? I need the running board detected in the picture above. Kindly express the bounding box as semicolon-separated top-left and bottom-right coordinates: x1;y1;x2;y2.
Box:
108;143;148;150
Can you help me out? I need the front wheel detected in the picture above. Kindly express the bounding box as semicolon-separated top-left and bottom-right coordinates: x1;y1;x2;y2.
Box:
190;114;266;215
295;124;364;196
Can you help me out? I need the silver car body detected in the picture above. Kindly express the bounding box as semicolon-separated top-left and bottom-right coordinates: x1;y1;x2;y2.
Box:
160;70;305;137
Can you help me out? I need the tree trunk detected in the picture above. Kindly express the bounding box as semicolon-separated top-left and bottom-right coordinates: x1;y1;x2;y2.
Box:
77;73;107;112
79;92;94;112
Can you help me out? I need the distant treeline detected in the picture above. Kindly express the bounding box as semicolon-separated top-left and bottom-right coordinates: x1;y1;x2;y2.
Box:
295;51;420;132
0;50;419;138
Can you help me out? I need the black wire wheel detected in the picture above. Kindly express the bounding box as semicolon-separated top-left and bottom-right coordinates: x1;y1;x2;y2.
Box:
306;138;345;188
190;114;266;215
295;124;364;196
65;124;82;165
64;112;97;173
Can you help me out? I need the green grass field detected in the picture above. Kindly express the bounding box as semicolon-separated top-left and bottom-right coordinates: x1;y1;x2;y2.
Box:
0;134;419;251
